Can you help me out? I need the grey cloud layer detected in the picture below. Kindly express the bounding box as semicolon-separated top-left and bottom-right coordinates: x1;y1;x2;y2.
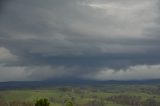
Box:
0;0;160;81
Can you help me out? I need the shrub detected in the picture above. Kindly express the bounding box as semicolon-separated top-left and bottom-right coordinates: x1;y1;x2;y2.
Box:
35;98;50;106
65;100;73;106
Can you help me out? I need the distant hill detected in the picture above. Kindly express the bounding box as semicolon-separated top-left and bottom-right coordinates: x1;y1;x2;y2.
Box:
0;78;160;90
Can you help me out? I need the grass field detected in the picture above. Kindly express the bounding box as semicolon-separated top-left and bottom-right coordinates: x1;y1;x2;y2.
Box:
1;84;160;106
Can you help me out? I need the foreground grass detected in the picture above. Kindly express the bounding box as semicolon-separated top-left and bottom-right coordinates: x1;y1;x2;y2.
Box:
0;84;160;106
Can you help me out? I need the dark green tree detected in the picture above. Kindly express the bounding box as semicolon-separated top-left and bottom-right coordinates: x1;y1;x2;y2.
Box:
65;100;73;106
35;98;50;106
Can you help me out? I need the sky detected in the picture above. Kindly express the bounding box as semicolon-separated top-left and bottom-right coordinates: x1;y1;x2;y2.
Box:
0;0;160;82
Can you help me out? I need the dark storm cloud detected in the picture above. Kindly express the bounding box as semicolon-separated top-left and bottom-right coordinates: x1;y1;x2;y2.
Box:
0;0;7;12
0;0;160;81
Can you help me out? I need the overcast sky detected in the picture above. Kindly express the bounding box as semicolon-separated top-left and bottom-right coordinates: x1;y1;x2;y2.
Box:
0;0;160;82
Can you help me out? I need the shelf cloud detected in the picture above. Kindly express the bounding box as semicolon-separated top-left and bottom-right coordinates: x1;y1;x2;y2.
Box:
0;0;160;81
